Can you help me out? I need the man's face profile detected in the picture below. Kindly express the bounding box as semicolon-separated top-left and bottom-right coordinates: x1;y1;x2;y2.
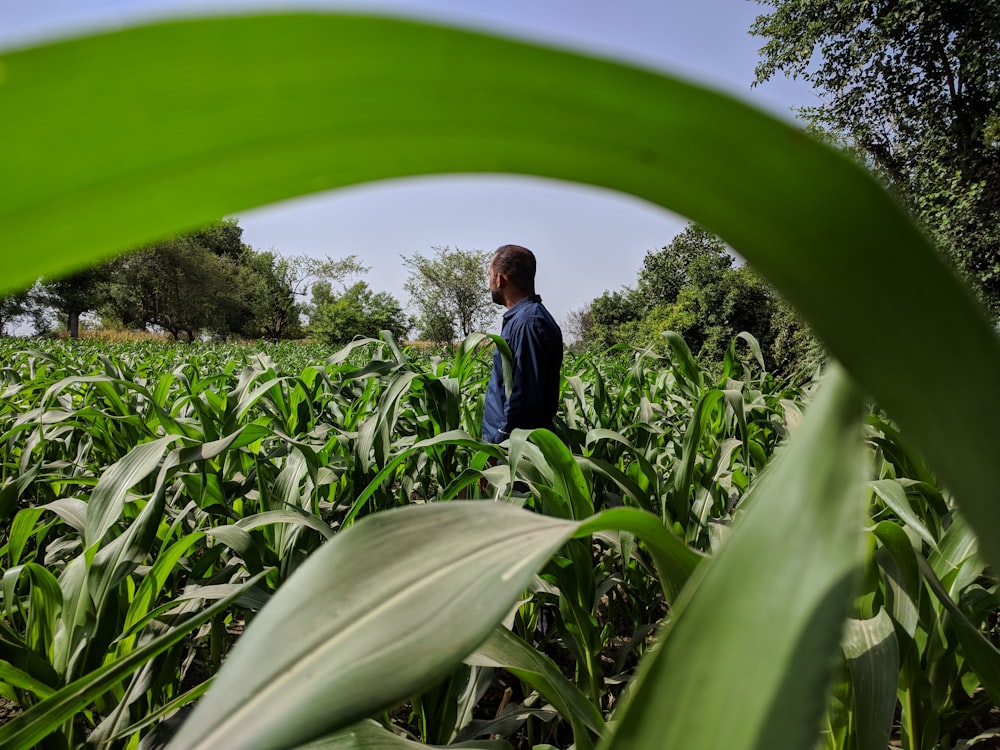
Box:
489;259;505;305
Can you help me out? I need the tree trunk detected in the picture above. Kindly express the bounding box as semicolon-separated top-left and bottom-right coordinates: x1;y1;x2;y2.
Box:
67;310;80;339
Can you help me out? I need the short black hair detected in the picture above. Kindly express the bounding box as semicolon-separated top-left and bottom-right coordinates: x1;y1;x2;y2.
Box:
492;244;536;291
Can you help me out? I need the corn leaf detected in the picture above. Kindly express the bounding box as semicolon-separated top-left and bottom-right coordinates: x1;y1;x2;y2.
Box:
467;626;607;747
842;611;898;750
298;720;511;749
601;366;867;750
0;572;264;750
165;502;583;750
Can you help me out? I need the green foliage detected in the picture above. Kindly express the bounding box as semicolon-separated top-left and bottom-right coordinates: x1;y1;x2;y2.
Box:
583;225;818;373
187;217;247;259
402;246;495;342
103;235;240;341
0;290;33;337
232;248;304;340
588;289;642;350
309;280;410;345
752;0;1000;319
41;263;119;338
637;224;733;308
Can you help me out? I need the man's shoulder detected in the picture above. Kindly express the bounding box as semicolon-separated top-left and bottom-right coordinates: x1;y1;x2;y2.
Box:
504;297;560;341
510;296;558;322
532;301;562;335
510;300;561;344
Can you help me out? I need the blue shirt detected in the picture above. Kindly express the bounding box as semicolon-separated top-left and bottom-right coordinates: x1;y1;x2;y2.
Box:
482;295;563;443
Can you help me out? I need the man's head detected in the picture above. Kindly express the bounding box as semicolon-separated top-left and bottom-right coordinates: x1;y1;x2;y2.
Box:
489;244;536;307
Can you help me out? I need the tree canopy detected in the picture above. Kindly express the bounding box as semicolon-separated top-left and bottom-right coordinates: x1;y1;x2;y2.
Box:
103;235;241;342
752;0;1000;318
6;219;410;344
578;224;818;374
308;280;410;345
402;246;496;343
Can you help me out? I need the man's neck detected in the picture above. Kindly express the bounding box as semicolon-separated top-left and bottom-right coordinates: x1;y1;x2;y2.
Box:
504;289;535;309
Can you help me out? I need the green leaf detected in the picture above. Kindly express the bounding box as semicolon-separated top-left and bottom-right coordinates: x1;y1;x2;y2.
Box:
869;479;937;551
919;556;1000;705
114;531;207;658
842;611;898;750
347;431;503;524
601;366;867;750
0;573;264;750
467;626;606;748
84;434;180;548
872;521;921;640
90;676;215;745
573;506;703;606
6;507;46;567
165;502;582;750
40;497;88;535
297;720;512;749
1;563;62;658
670;389;724;523
527;428;594;520
663;331;704;395
928;512;981;593
0;659;55;701
235;509;335;540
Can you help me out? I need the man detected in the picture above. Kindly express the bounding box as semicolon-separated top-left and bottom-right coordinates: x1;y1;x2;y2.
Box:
482;244;563;443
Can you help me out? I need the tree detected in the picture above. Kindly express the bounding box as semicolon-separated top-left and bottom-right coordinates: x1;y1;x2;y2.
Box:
239;251;370;340
636;225;734;309
402;246;495;342
104;237;238;341
308;280;410;345
563;304;594;348
188;218;247;260
588;288;643;350
751;0;1000;318
232;249;303;340
577;224;818;373
662;264;775;363
0;289;32;337
41;264;115;338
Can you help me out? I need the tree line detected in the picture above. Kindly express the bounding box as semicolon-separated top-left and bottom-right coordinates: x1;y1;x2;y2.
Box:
0;221;498;345
566;224;821;375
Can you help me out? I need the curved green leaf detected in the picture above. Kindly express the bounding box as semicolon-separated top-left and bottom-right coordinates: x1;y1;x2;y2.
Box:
573;506;704;605
602;367;867;750
467;627;605;749
0;573;264;750
84;434;180;548
919;557;1000;705
299;720;512;749
165;502;582;750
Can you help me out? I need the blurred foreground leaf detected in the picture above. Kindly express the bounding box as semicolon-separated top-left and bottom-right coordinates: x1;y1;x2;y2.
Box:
602;367;867;750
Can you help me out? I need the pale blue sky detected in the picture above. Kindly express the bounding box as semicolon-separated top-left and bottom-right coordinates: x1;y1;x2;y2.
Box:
2;1;816;333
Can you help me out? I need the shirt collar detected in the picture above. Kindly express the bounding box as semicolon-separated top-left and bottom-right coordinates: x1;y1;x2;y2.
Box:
503;294;542;321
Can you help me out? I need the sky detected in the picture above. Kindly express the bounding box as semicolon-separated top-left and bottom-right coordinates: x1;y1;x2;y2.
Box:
1;1;817;334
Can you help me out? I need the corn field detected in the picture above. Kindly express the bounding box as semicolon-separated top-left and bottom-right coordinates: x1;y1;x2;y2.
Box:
0;332;996;749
